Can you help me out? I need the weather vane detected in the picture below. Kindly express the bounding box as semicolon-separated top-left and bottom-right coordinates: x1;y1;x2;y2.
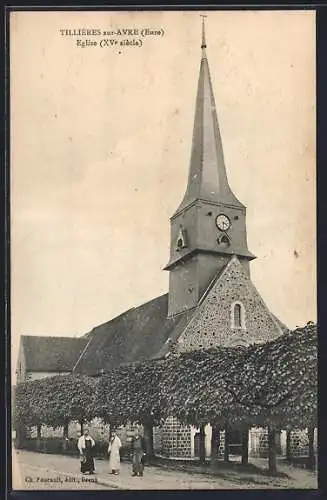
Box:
200;14;207;49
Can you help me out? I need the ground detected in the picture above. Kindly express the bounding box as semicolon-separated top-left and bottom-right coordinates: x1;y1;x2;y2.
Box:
12;449;317;490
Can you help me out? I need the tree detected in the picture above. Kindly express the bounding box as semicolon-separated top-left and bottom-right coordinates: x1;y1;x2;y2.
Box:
97;359;168;426
199;424;206;464
40;374;99;430
268;426;277;474
14;374;99;442
210;424;220;467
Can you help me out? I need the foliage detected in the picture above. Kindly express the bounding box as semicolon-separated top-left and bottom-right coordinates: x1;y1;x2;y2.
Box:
94;323;317;429
14;374;99;428
160;324;317;428
97;359;168;425
222;324;317;428
14;381;44;429
14;324;317;431
41;374;99;427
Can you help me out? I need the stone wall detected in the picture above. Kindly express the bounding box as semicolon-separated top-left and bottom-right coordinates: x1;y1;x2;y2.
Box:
217;429;226;459
159;417;192;458
177;256;283;351
289;429;309;457
248;427;318;459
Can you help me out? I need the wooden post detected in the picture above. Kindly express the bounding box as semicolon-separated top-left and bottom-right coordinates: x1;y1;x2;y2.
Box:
286;430;291;462
199;425;206;464
268;426;277;474
224;425;230;462
241;427;249;466
308;427;315;470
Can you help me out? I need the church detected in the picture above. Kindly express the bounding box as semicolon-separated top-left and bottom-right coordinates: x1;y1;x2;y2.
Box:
16;22;293;459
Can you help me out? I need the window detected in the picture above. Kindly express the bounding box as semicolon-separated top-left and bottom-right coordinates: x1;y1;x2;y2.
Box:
177;238;184;249
231;301;246;330
176;228;187;251
217;235;230;248
234;304;242;328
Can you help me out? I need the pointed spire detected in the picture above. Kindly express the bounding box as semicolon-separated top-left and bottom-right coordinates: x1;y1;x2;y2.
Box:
174;18;244;215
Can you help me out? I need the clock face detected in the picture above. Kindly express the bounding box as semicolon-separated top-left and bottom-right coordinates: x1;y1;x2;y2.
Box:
216;214;230;231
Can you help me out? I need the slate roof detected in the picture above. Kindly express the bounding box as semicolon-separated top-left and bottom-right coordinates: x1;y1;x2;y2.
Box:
21;335;88;372
20;263;289;376
73;294;194;375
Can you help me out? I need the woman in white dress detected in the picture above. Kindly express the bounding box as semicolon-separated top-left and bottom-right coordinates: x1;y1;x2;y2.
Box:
108;430;122;475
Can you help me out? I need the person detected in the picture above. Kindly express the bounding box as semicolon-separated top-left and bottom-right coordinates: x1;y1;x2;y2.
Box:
108;430;122;475
77;429;96;474
130;429;146;477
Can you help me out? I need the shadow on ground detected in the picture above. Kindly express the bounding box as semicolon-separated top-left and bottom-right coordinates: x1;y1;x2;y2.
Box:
148;457;294;487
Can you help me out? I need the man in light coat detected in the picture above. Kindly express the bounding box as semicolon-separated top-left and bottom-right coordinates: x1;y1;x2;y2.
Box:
108;430;122;475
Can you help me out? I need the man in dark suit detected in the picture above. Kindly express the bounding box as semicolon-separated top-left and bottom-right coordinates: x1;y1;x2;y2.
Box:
130;429;146;477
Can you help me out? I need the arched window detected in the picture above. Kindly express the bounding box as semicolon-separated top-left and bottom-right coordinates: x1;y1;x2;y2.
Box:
176;238;184;249
220;235;230;247
217;235;230;248
176;228;187;251
231;301;246;330
234;304;242;328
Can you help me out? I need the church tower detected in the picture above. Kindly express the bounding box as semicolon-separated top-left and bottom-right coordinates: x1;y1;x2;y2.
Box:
165;20;255;318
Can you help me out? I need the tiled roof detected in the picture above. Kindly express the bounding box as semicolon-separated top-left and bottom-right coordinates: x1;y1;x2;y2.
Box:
21;336;88;372
20;268;288;375
74;294;194;375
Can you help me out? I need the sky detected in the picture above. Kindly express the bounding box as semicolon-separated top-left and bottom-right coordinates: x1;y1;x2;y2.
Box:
10;10;316;371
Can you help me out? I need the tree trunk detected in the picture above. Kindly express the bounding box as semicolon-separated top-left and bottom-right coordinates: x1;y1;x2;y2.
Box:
268;427;277;474
286;430;291;462
224;426;230;462
199;425;206;464
15;423;26;449
307;427;315;470
275;429;282;455
63;422;69;451
36;424;42;451
241;427;249;466
63;422;69;439
143;422;154;459
210;425;220;468
80;420;84;435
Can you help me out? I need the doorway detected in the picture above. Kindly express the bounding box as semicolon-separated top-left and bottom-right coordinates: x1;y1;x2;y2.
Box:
228;429;242;456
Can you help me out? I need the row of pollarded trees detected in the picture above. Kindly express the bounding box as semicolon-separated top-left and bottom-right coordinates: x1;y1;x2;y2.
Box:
13;323;317;474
